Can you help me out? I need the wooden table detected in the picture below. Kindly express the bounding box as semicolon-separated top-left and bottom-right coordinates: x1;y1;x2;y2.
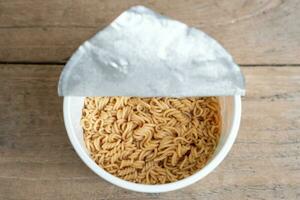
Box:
1;1;299;199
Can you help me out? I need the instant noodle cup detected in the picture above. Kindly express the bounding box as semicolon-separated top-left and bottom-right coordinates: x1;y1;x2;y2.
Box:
63;96;241;192
60;6;244;193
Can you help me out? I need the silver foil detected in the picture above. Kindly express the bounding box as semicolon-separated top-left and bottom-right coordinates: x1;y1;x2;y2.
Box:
58;6;245;97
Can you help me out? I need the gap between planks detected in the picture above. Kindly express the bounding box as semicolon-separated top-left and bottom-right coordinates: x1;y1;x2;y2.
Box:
0;62;300;67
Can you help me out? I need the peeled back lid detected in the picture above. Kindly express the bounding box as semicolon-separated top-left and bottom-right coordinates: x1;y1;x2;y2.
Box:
58;6;245;97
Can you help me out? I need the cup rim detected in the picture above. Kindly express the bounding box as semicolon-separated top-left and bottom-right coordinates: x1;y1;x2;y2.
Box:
63;96;241;193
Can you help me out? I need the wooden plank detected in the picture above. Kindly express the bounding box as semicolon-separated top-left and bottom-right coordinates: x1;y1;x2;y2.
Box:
0;0;299;64
0;64;299;199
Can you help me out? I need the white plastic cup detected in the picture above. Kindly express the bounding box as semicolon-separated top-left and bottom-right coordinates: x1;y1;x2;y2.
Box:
63;96;241;193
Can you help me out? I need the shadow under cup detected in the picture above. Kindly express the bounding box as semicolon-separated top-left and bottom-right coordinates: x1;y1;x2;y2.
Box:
63;96;241;193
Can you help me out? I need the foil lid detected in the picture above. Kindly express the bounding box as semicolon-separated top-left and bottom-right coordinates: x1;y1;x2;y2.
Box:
58;6;245;97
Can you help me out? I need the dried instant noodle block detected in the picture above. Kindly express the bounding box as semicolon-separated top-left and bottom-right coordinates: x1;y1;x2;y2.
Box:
81;96;221;184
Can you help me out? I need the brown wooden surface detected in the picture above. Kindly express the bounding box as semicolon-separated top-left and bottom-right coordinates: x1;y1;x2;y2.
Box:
1;0;300;199
0;65;299;199
0;0;300;64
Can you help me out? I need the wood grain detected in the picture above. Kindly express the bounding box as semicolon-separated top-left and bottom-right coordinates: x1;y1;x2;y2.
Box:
0;64;299;199
0;0;300;64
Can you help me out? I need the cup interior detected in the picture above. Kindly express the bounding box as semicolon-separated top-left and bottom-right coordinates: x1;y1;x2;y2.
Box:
63;96;241;193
